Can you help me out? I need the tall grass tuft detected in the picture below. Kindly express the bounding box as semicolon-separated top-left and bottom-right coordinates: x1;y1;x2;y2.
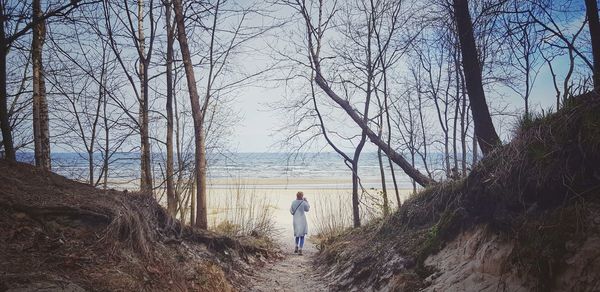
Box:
208;180;277;240
310;191;352;243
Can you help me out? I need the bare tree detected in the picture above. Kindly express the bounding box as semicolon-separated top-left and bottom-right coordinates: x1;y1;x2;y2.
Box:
136;0;154;193
1;1;88;160
163;0;177;216
414;40;453;177
452;0;500;155
371;0;404;206
393;89;421;193
44;3;134;188
585;0;600;90
32;0;51;169
102;0;157;193
172;0;211;229
502;0;542;117
527;0;593;102
290;0;436;187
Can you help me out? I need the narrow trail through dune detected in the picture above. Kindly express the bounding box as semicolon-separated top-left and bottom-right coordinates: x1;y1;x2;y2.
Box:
249;237;329;292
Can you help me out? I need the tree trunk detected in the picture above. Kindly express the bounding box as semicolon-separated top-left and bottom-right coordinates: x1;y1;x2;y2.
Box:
351;166;361;228
472;132;478;166
388;157;400;206
173;0;208;229
305;0;434;187
0;4;14;160
585;0;600;90
190;177;196;226
460;84;468;175
138;0;153;193
375;98;389;214
0;49;14;160
452;98;459;178
453;0;500;155
452;64;460;179
0;1;81;161
384;105;400;205
417;89;432;177
88;150;95;185
432;84;450;177
87;52;106;186
173;70;186;220
351;136;365;228
444;133;450;177
410;150;417;194
164;0;176;217
377;148;390;216
103;88;109;190
197;126;208;229
32;0;51;170
314;74;435;187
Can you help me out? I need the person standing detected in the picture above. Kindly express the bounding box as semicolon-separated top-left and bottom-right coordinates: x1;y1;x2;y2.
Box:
290;191;310;255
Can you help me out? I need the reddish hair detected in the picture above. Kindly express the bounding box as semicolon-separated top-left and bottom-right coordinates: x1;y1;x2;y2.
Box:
296;191;304;200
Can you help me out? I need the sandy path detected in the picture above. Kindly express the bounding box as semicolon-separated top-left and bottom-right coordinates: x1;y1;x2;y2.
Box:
248;237;330;292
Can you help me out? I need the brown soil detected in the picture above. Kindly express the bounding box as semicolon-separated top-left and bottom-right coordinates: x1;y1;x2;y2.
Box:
0;160;276;291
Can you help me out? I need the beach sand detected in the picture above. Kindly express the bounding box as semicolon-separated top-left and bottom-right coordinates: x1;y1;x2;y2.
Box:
207;188;350;239
204;179;414;244
138;176;412;244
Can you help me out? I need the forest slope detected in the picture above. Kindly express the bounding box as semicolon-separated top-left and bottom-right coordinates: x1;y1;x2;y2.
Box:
316;92;600;291
0;160;275;291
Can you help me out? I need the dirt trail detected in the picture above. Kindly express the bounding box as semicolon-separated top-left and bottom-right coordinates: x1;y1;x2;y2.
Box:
249;238;329;292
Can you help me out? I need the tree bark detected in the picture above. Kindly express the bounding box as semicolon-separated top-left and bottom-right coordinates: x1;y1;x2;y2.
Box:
299;0;434;187
87;51;106;186
384;97;400;205
0;33;14;160
173;0;208;229
32;0;51;169
377;148;390;216
453;0;500;155
351;136;365;228
472;132;478;166
585;0;600;90
1;1;82;161
102;84;109;190
138;0;153;193
314;73;435;187
164;0;176;217
460;84;468;175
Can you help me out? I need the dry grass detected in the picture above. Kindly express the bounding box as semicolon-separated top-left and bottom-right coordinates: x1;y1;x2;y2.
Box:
310;192;353;244
310;188;400;250
313;92;600;291
208;180;277;241
0;160;274;291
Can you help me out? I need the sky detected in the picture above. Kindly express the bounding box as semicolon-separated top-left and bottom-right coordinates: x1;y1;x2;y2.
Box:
230;85;284;153
37;0;590;155
225;14;589;154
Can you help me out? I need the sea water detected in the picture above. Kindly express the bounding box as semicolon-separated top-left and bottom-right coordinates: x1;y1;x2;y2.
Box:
16;151;440;190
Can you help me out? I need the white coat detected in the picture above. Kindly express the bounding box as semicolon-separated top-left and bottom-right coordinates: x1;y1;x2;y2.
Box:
290;199;310;237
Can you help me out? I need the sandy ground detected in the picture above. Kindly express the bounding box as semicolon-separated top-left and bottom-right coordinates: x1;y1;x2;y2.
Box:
205;187;411;234
248;237;330;292
236;187;410;292
206;188;355;235
159;181;411;291
214;188;344;291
